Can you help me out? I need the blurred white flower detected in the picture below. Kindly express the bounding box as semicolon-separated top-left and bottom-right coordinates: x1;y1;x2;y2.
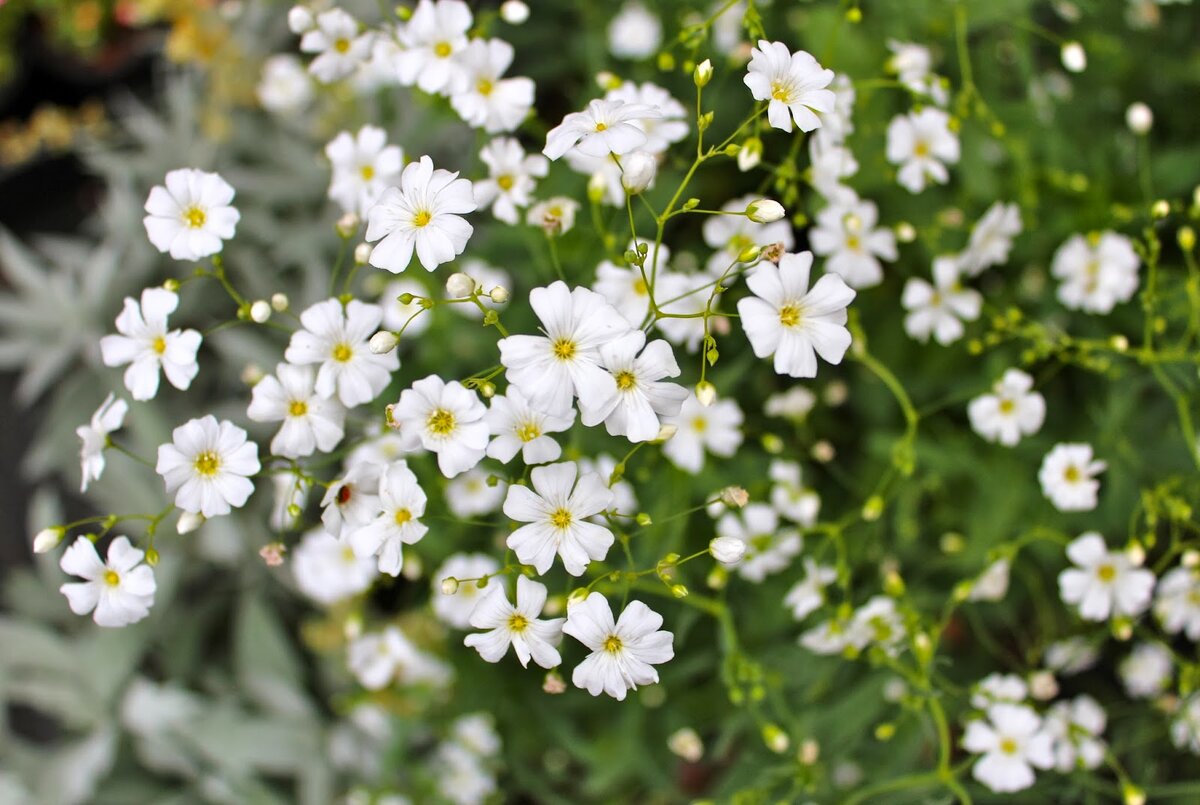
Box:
1058;532;1155;621
968;369;1046;447
76;393;128;492
1039;443;1106;511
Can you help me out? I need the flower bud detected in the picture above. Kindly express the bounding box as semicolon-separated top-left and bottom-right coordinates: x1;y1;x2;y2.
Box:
1179;226;1196;252
736;244;762;263
240;363;264;385
587;171;609;203
720;486;749;508
594;71;621;91
1029;670;1058;701
635;512;653;526
369;331;399;354
799;738;820;765
1124;785;1147;805
695;380;716;406
737;136;763;172
489;285;510;304
259;542;286;567
693;58;713;88
543;670;567;694
177;511;205;534
270;292;289;311
811;440;836;462
287;5;314;34
402;552;422;580
441;576;460;595
499;0;530;24
762;724;790;753
335;212;360;238
653;424;677;443
446;272;475;298
895;221;916;242
353;242;372;264
1125;102;1153;135
620;150;657;194
32;526;65;554
249;300;271;323
746;198;785;223
668;727;704;762
709;536;746;564
1061;41;1086;73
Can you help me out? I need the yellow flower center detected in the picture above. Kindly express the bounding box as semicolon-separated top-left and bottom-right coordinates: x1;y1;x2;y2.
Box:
434;41;452;58
332;343;353;362
999;738;1018;756
413;210;432;227
633;277;648;295
508;613;529;633
615;370;637;391
183;206;207;229
516;422;541;442
999;399;1015;414
595;122;608;132
1097;563;1116;582
770;81;793;103
194;450;221;476
152;336;167;355
751;534;772;551
1064;465;1081;483
334;38;351;54
550;508;573;529
845;234;861;251
497;174;514;190
103;569;120;586
360;165;375;180
288;400;308;417
913;141;930;158
603;635;623;653
341;546;357;561
929;290;943;307
691;416;707;432
552;338;576;360
476;78;494;96
394;508;412;526
427;408;456;435
779;304;801;328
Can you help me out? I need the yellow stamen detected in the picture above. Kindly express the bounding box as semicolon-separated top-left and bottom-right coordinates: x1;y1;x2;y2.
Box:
434;41;452;58
603;635;623;653
779;304;801;328
332;343;352;362
194;451;220;476
152;336;167;355
550;508;572;529
999;738;1018;755
394;508;412;526
508;613;529;632
477;78;494;96
427;408;456;435
615;370;637;391
516;422;541;442
288;400;308;417
103;569;120;586
1064;465;1081;483
496;174;514;191
334;38;351;54
413;210;432;227
360;165;375;180
552;338;576;360
1097;564;1116;582
183;206;206;229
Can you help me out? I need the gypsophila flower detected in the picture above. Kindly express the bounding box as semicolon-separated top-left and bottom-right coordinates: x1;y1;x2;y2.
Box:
764;386;817;420
543;99;661;161
76;393;128;492
292;529;376;606
715;503;802;582
809;139;859;204
1044;637;1101;677
1171;695;1200;755
1051;231;1140;314
1039;443;1106;512
143;168;240;261
590;330;689;442
474;137;548;224
100;288;201;401
464;575;564;668
578;453;637;523
784;559;837;620
564;593;674;700
1155;566;1200;640
886;108;960;193
300;8;372;83
348;460;428;576
851;596;907;655
1058;532;1155;621
485;386;575;465
809;197;897;289
604;82;688;153
59;536;156;627
257;53;312;115
365;155;477;272
662;393;744;474
1044;695;1107;772
886;40;949;105
769;460;820;525
394;0;472;95
348;626;449;690
607;2;662;60
321;461;382;537
902;256;982;345
744;40;836;133
449;713;501;758
527;196;580;234
446;468;506;518
432;553;501;628
247;363;346;458
970;674;1029;710
961;202;1022;275
702;193;795;275
156;415;260;518
962;704;1054;793
737;251;856;378
434;743;497;805
450;39;536;133
969;559;1012;602
1120;643;1172;698
968;369;1046;447
392;375;489;478
285;299;398;407
325;125;404;216
504;461;614;575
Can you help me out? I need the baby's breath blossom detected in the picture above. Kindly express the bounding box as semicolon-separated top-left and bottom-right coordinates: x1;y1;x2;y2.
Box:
348;461;428;576
156;416;260;518
662;393;744;474
784;559;837;620
768;460;820;526
59;536;156;628
291;529;376;606
503;461;615;576
901;256;982;345
392;375;489;478
967;369;1046;447
432;553;500;628
77;393;128;492
961;202;1022;275
1172;695;1200;755
563;593;674;700
347;626;449;690
285;299;399;407
886;40;948;105
808;139;859;204
485;386;575;465
1039;443;1106;512
1044;695;1107;772
143;168;240;261
474;137;548;224
527;197;580;234
1121;643;1173;698
809;197;897;289
543;99;661;161
1051;231;1140;314
394;0;472;95
446;468;506;518
1058;532;1155;621
607;2;662;60
301;8;372;83
702;193;795;275
449;39;536;133
744;40;836;133
963;704;1054;793
970;673;1029;710
464;575;565;668
321;461;382;537
247;363;346;458
591;330;689;442
100;288;201;401
715;503;802;582
604;82;688;153
257;54;312;114
886;108;960;193
969;558;1012;602
1155;566;1200;639
365;155;477;273
325;125;403;217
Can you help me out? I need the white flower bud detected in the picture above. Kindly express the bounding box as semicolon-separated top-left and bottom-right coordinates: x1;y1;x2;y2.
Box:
369;331;399;354
335;212;360;237
709;536;747;564
287;5;314;34
695;380;716;406
1029;670;1059;701
177;511;205;534
33;526;65;554
587;171;609;203
620;150;657;194
1125;102;1153;135
668;727;704;762
654;423;678;441
249;300;271;323
720;486;749;508
440;576;460;595
693;58;713;88
489;285;510;304
270;292;289;311
799;738;820;766
446;272;476;298
746;198;786;223
1061;41;1086;73
499;0;530;24
240;363;264;385
353;242;372;264
737;137;763;172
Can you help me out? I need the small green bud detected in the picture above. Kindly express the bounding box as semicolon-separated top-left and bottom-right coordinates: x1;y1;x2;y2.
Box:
874;722;896;741
762;724;790;753
145;547;160;566
636;512;653;526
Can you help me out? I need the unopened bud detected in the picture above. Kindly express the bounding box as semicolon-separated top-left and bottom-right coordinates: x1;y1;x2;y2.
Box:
668;727;704;762
33;526;65;554
353;242;372;264
1152;199;1171;219
811;440;836;462
737;136;763;172
499;0;530;24
441;576;460;595
249;300;271;323
895;221;917;243
799;738;820;765
621;150;657;194
1124;785;1147;805
762;724;790;753
162;278;180;292
446;272;475;298
1179;226;1196;252
1061;41;1086;73
489;285;510;304
635;512;653;526
746;198;785;223
720;486;749;508
240;363;264;385
709;536;747;564
287;5;314;34
587;171;608;203
695;380;716;406
270;292;289;311
1029;670;1058;700
670;583;689;598
177;511;205;534
654;423;678;442
336;212;360;238
693;58;713;88
401;552;422;580
1126;102;1153;136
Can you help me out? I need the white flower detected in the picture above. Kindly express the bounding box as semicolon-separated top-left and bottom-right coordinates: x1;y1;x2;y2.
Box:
464;575;564;668
432;553;501;628
485;386;575;465
969;558;1012;602
1126;101;1154;135
394;0;472;94
702;193;795;275
143;168;240;261
850;596;906;654
500;0;530;25
662;393;743;474
247;363;346;458
347;626;449;690
962;704;1054;793
1058;532;1155;621
446;468;506;518
498;281;632;416
321;461;382;537
156;416;260;518
257;54;313;115
59;536;156;627
784;559;837;620
527;196;581;234
604;82;688;154
607;2;662;60
886;40;948;105
808;138;859;204
716;503;802;582
543;99;661;161
100;288;201;401
618;150;658;194
474;137;548;224
325;125;404;216
764;386;817;420
284;299;399;407
737;251;856;378
392;375;489;477
967;369;1046;447
450;713;501;759
1051;232;1140;314
709;536;747;564
886;108;960;193
434;743;497;805
380;277;432;336
744;40;835;132
1172;694;1200;755
1044;695;1106;772
902;256;982;345
504;462;614;575
578;453;637;523
300;8;372;83
1044;637;1100;676
970;673;1029;710
449;39;535;133
563;593;674;700
809;197;897;289
365;155;477;273
292;529;376;606
590;330;689;442
961;202;1022;275
1039;443;1106;512
1155;566;1200;640
77;393;128;492
746;199;786;224
769;460;820;525
813;73;857;146
348;461;428;576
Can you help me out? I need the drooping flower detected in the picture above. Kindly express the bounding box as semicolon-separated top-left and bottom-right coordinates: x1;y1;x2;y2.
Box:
143;168;240;261
156;415;261;518
1058;532;1155;621
391;375;489;477
348;460;428;576
284;299;399;407
365;155;477;273
744;40;835;133
886;108;960;193
325;125;404;216
1038;443;1106;512
967;369;1046;447
463;575;565;668
59;536;156;628
99;287;202;401
394;0;473;95
563;593;674;700
247;363;346;458
503;461;614;575
77;393;128;492
962;704;1054;793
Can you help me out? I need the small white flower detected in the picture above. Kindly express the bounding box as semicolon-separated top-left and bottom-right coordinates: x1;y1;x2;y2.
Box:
284;299;399;407
851;596;906;654
392;375;489;478
764;386;817;420
886;108;960;193
902;256;982;345
744;40;836;133
247;363;346;458
962;704;1054;793
347;626;449;690
969;558;1012;602
432;553;501;628
300;8;372;83
485;386;575;465
156;416;260;518
321;461;383;537
769;460;820;526
1126;101;1154;135
1039;443;1106;512
100;288;201;401
1044;695;1107;772
716;503;802;582
394;0;473;94
325;125;404;216
348;460;428;576
434;742;497;805
618;150;658;194
591;330;689;442
810;197;897;289
737;251;856;378
784;558;837;620
143;168;240;261
604;82;688;154
1155;566;1200;640
365;155;477;273
1172;694;1200;755
563;593;674;700
1058;532;1155;621
59;536;156;627
474;137;548;224
579;453;637;523
1060;41;1087;73
257;54;313;115
76;393;128;492
607;2;662;60
449;39;535;133
1051;232;1140;314
961;202;1022;275
662;393;743;474
464;575;565;668
500;0;529;25
1044;637;1100;676
543;99;662;161
526;196;581;234
292;529;376;606
968;369;1046;447
808;138;859;204
970;673;1029;710
814;73;857;146
446;468;506;518
504;461;615;575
